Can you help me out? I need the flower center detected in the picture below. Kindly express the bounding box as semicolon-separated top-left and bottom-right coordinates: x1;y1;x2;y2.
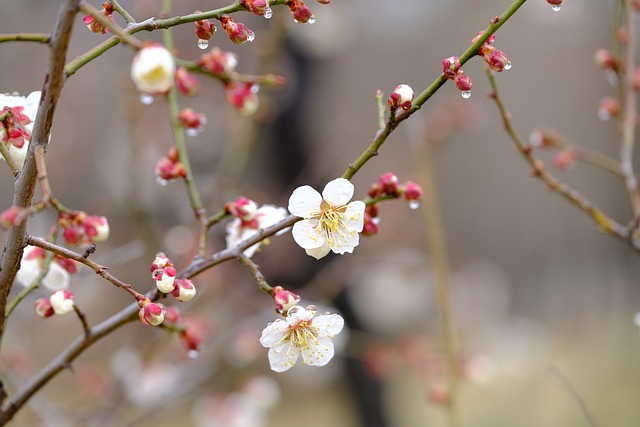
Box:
286;320;318;349
311;200;348;244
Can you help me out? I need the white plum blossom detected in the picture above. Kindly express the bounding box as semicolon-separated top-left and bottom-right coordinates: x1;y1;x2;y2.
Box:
260;305;344;372
226;204;288;258
16;246;70;291
288;178;365;259
0;91;41;168
50;289;74;315
130;45;176;95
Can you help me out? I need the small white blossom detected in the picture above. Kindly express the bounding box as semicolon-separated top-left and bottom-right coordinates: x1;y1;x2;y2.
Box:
130;45;176;94
0;91;41;168
16;246;70;291
260;305;344;372
50;289;74;315
226;204;288;258
288;178;365;259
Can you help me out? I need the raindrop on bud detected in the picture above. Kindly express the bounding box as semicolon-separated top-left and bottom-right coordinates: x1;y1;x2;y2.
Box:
551;4;561;11
197;39;209;50
504;61;512;71
597;108;611;121
409;201;420;210
186;128;199;137
188;349;200;359
461;91;471;99
139;94;154;105
156;177;168;186
247;32;255;42
287;306;303;316
308;16;316;24
264;9;273;19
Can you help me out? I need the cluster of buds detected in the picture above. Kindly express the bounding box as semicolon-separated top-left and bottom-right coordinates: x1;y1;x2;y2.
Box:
225;82;260;116
220;15;255;45
178;108;206;136
272;286;301;314
1;104;31;153
364;173;424;236
175;67;200;97
155;146;186;183
473;31;511;72
388;84;414;111
58;211;110;246
194;10;216;49
442;56;472;98
130;44;176;96
83;2;114;34
197;47;238;77
289;0;315;24
35;289;75;318
241;0;272;18
150;253;197;302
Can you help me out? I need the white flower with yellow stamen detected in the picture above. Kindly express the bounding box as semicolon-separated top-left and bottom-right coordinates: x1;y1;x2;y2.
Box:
288;178;365;259
260;305;344;372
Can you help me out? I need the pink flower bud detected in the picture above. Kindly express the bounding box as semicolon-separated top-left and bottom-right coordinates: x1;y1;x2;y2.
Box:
378;172;399;195
546;0;562;5
472;30;495;46
316;0;331;3
155;266;177;293
367;183;382;198
139;299;166;326
484;48;510;72
198;47;238;76
403;181;423;201
227;196;258;222
598;96;619;121
84;215;110;243
171;278;197;302
164;306;181;324
155;147;186;181
220;15;255;44
454;73;473;92
289;0;315;24
225;82;260;116
243;0;272;17
50;289;74;315
554;149;575;171
175;67;200;97
178;108;206;134
362;213;379;237
273;286;301;314
442;56;461;80
150;252;172;272
529;128;560;148
35;298;54;318
194;11;216;41
55;256;77;275
1;206;26;229
180;318;207;352
387;84;414;111
594;49;617;71
83;1;114;34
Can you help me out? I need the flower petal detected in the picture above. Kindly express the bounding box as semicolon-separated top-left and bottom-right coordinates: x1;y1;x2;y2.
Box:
344;201;365;232
292;220;325;250
312;313;345;336
322;178;354;206
306;243;331;259
268;345;298;372
299;336;335;367
260;319;288;348
288;185;322;218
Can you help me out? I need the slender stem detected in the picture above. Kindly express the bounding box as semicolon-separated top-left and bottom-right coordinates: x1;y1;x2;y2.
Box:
486;70;638;252
407;120;460;427
375;90;385;129
0;142;19;177
0;33;50;44
109;0;134;23
78;1;142;49
5;251;55;318
73;305;91;338
620;0;640;216
549;366;599;427
199;210;231;257
237;254;273;294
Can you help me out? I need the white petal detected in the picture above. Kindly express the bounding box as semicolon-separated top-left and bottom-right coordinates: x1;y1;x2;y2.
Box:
23;91;41;119
322;178;354;206
41;262;70;291
16;258;40;287
306;243;331;259
6;144;28;169
288;185;322;218
344;201;365;232
259;319;288;348
312;313;345;336
226;219;261;258
331;235;359;255
292;220;325;250
268;345;298;372
299;336;335;367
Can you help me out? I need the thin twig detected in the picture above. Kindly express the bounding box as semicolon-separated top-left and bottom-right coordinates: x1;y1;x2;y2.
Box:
549;366;599;427
237;254;273;294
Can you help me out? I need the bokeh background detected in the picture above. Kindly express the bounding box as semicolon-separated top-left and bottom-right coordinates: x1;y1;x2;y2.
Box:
1;0;640;426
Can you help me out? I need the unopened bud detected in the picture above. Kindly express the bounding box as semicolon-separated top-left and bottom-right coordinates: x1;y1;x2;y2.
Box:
138;299;166;326
175;67;200;97
172;278;197;302
1;206;26;229
442;56;461;80
220;15;255;44
378;172;399;195
273;286;301;314
388;84;414;111
50;289;75;315
403;181;423;201
35;298;55;318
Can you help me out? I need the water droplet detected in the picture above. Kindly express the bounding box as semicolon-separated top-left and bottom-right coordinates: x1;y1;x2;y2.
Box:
551;4;561;11
247;31;255;42
197;39;209;50
605;70;618;87
250;84;260;94
293;19;300;24
139;94;154;105
187;349;199;359
264;8;273;19
409;200;420;210
372;217;381;225
597;108;611;121
156;177;168;186
287;306;303;316
306;304;317;312
504;61;512;71
186;128;199;137
308;16;316;24
461;91;471;99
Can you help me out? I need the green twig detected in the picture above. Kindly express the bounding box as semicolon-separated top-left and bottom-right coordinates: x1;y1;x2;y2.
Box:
0;33;50;44
78;1;142;49
109;0;134;23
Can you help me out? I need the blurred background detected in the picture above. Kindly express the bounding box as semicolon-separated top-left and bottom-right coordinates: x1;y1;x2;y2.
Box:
1;0;640;426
